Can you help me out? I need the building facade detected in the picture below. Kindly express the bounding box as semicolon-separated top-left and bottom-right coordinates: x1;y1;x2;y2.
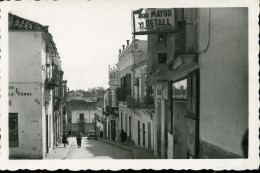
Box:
146;8;248;158
115;39;155;150
103;68;120;142
95;99;104;137
8;13;67;159
70;101;97;135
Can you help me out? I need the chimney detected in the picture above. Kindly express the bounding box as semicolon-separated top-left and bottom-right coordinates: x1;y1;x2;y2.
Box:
119;49;121;54
126;40;129;45
122;45;125;50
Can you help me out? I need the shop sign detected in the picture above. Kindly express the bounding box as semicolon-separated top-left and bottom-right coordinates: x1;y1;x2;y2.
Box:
9;86;32;96
133;8;176;35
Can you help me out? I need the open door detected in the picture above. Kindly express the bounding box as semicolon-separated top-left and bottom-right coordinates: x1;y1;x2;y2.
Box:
142;123;145;146
148;122;151;149
46;114;49;154
157;98;161;156
138;121;140;145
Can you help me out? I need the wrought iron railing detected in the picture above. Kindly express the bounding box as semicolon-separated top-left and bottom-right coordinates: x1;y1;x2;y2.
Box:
105;106;119;116
77;119;87;123
127;96;154;109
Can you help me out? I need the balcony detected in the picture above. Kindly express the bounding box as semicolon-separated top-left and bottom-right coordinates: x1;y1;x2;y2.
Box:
105;106;119;116
127;96;154;109
45;78;59;89
77;119;87;123
116;87;131;102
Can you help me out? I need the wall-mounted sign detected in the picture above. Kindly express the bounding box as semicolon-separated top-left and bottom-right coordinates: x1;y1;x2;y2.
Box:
133;8;176;35
9;86;32;96
172;79;187;100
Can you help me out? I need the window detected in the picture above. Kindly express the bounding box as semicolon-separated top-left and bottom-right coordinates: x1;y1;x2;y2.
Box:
158;53;167;64
79;113;84;120
9;113;18;147
172;79;187;100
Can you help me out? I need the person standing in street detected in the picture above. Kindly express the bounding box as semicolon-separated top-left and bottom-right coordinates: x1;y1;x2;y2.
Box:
76;132;82;148
100;130;103;139
62;132;68;148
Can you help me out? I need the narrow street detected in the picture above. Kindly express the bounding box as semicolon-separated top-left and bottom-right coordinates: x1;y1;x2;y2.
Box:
65;137;132;159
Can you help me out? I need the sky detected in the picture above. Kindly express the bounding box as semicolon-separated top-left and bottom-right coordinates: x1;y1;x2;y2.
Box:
7;0;147;91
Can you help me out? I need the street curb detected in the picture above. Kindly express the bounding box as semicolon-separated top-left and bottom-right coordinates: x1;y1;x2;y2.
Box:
62;138;73;159
97;139;135;159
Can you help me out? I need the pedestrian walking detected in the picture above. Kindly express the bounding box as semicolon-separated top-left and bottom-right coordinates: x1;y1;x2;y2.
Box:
62;132;68;148
120;129;127;145
76;132;82;148
100;130;103;139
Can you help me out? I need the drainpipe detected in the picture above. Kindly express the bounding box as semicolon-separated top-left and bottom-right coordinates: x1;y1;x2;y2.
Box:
132;34;136;144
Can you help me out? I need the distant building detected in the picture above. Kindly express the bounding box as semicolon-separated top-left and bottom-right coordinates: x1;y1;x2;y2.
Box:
95;98;104;136
8;13;67;159
103;66;119;141
69;100;97;135
116;39;155;149
68;91;83;100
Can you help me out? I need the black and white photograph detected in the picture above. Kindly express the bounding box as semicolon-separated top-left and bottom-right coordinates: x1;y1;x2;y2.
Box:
0;0;259;170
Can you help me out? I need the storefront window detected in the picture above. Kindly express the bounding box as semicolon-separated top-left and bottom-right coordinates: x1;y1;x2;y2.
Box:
172;79;187;100
9;113;18;147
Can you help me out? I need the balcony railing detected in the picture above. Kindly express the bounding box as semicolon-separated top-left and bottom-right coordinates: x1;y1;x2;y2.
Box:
127;96;154;109
116;87;131;102
77;119;87;123
45;78;59;89
105;106;119;116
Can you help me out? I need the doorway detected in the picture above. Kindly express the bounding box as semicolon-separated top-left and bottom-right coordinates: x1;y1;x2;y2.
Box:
121;113;123;129
111;120;116;141
157;98;161;156
138;121;140;145
148;122;151;149
46;114;49;154
108;121;110;140
142;123;145;146
129;116;132;139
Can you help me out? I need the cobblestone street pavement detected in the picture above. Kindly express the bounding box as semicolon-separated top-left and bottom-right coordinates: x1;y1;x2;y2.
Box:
65;137;132;159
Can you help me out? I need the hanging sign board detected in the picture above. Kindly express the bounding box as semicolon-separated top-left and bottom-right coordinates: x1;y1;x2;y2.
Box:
133;8;176;35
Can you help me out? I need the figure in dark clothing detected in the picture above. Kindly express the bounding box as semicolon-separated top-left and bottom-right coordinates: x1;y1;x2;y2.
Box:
76;132;82;148
62;132;68;147
100;130;103;139
120;129;127;145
